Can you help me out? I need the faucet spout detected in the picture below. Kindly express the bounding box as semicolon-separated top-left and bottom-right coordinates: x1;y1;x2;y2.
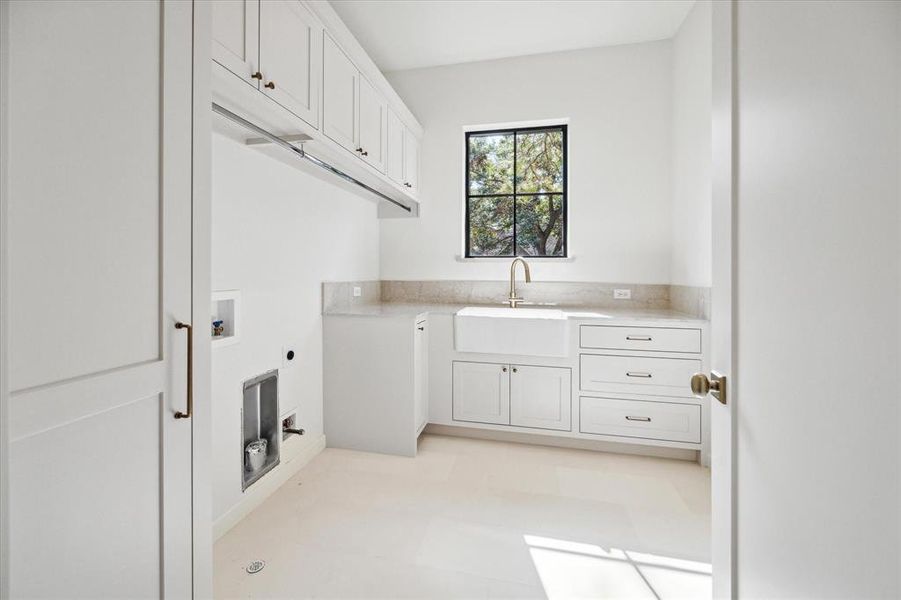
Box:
508;258;532;308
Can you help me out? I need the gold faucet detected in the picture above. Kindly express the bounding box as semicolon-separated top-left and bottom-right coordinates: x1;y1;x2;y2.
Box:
508;258;532;308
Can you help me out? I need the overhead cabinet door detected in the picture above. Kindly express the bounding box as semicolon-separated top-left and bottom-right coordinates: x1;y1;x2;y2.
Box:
386;108;405;185
357;75;387;173
211;0;260;86
259;0;321;128
403;126;419;194
322;33;358;153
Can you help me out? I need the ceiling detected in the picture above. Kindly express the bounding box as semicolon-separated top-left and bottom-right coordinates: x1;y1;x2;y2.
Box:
329;0;696;72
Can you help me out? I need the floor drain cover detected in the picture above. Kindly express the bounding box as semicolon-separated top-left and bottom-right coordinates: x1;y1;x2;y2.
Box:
246;560;265;574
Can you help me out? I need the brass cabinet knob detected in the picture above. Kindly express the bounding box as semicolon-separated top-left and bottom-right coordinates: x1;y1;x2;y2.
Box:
251;71;263;80
502;366;507;373
264;81;276;90
355;147;363;153
361;149;368;156
512;367;518;373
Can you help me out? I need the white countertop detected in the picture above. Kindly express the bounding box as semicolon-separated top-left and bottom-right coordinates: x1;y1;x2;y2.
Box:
323;302;707;324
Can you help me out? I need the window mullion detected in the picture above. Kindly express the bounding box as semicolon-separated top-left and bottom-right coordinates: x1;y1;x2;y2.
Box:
513;130;518;256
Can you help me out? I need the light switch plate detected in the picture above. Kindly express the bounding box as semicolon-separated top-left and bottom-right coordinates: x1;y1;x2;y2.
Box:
352;286;362;297
614;288;632;300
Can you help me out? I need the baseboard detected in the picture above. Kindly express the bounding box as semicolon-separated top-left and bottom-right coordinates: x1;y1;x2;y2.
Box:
213;432;326;541
424;424;698;462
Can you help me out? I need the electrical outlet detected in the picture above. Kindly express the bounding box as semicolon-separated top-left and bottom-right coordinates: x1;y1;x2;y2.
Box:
282;343;298;369
353;286;362;298
614;288;632;300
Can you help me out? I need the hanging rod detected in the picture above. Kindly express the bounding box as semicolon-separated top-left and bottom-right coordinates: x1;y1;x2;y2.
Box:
211;102;413;213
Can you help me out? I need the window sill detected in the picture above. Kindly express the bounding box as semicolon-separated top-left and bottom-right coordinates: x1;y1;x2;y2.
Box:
455;255;576;263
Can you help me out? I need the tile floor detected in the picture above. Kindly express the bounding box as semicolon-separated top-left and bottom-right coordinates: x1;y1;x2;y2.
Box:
214;434;711;599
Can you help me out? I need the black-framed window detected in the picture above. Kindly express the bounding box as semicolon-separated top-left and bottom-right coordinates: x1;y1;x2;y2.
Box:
465;125;567;258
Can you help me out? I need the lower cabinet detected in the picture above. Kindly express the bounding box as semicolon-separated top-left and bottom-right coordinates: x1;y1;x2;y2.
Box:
510;365;572;431
452;361;510;425
452;361;572;431
414;318;429;433
580;396;701;443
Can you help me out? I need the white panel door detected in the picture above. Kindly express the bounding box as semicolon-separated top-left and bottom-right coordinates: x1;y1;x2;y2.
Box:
259;0;320;128
403;126;420;194
510;365;571;431
211;0;259;87
357;74;387;173
322;32;358;153
7;1;194;597
386;107;405;185
414;319;429;433
452;361;510;425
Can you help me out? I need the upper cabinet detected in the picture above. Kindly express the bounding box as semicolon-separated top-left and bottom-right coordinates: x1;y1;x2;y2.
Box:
387;108;419;195
259;0;321;128
322;33;358;153
213;0;320;128
357;75;388;173
212;1;422;210
211;0;260;87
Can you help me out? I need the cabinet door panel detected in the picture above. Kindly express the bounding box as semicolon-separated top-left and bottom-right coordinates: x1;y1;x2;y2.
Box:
259;0;320;128
212;0;260;86
322;33;358;152
386;108;405;185
403;126;419;194
414;319;429;433
453;362;509;425
510;365;571;431
358;75;387;173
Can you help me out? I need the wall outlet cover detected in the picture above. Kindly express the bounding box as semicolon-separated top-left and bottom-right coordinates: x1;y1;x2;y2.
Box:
353;286;362;297
614;288;632;300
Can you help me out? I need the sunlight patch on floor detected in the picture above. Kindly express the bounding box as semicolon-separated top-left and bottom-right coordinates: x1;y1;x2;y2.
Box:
525;535;711;599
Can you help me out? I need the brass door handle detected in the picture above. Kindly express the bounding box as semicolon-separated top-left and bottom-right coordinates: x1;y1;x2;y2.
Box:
691;371;727;405
174;321;193;419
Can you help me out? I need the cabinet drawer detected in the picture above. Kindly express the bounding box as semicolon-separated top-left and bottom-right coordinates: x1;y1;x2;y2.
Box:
580;354;700;393
580;325;700;353
580;397;701;443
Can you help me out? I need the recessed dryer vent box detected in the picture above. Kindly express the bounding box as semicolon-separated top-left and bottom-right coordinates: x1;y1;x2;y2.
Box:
242;370;280;491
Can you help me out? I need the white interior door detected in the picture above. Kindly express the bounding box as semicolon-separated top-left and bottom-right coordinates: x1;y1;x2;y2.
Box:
7;1;194;596
710;1;735;597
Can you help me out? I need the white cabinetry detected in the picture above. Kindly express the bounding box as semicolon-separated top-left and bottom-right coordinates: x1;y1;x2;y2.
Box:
213;0;320;128
212;0;260;86
452;361;510;425
414;318;429;433
211;1;423;211
386;108;420;196
259;0;320;127
452;362;572;431
323;313;428;457
323;34;388;172
510;365;571;431
322;32;358;152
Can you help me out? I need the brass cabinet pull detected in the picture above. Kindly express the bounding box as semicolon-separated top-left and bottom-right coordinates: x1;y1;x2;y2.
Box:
626;335;652;341
264;81;276;90
625;415;651;422
626;371;652;378
251;71;263;80
174;321;193;419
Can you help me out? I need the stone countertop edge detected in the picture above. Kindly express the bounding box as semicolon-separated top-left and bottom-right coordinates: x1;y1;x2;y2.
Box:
322;302;708;324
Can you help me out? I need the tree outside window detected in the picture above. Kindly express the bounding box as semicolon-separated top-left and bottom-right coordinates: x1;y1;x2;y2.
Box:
466;125;567;257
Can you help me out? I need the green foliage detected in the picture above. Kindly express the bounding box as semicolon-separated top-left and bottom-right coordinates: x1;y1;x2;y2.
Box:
467;128;565;257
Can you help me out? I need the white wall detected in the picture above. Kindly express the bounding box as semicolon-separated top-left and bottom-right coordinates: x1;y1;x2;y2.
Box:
735;1;900;596
381;42;674;283
671;0;712;287
210;133;379;522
